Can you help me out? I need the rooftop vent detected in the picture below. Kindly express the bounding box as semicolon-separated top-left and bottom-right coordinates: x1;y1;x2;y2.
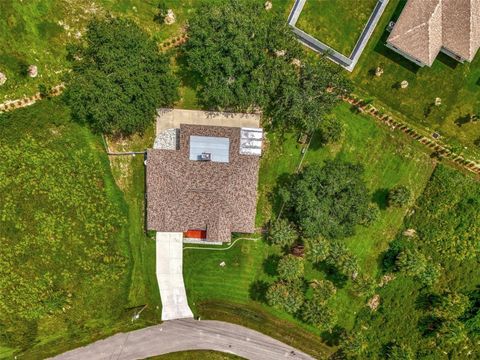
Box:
199;152;212;161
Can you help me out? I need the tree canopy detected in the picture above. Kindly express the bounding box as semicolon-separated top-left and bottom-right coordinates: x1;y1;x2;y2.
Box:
64;17;178;136
183;0;351;133
283;160;371;239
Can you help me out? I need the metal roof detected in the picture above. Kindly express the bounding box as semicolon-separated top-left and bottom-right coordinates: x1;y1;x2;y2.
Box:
189;135;230;163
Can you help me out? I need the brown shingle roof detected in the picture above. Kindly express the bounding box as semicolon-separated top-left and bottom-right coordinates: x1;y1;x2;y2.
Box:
387;0;480;66
146;124;260;242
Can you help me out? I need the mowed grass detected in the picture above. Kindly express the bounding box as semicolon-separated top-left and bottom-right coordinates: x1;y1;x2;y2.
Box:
184;103;435;334
350;0;480;159
295;0;378;55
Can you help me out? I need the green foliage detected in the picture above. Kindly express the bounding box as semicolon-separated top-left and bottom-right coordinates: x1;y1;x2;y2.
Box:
0;136;126;322
360;203;380;226
277;255;304;281
433;292;470;321
268;218;298;248
386;343;414;360
327;241;359;278
301;300;337;330
305;237;330;263
406;165;480;261
284;159;370;239
395;249;427;277
388;185;412;207
183;0;350;132
0;100;129;352
268;60;352;133
351;274;376;298
64;17;178;135
266;280;305;314
311;279;337;303
435;319;469;348
341;330;368;358
317;116;344;145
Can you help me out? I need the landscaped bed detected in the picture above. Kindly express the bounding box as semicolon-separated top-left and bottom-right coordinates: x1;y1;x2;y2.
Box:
295;0;378;55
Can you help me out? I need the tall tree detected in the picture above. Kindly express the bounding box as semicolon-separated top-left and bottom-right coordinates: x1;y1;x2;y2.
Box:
283;160;370;239
183;0;351;133
64;17;178;135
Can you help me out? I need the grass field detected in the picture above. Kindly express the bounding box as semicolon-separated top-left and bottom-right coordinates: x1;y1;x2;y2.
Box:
295;0;378;55
352;165;480;357
184;103;436;339
0;99;164;359
0;0;211;101
348;0;480;159
154;350;244;359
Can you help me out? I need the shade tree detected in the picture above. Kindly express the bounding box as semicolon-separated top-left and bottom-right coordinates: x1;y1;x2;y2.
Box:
64;17;178;136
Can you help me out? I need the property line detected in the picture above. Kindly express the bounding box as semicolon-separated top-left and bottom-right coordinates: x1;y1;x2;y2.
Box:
183;237;260;251
342;94;480;176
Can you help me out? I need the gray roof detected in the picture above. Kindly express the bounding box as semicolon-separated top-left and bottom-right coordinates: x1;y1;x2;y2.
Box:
387;0;480;66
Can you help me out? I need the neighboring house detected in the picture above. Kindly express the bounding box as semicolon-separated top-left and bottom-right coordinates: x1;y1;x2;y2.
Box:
386;0;480;67
146;115;263;243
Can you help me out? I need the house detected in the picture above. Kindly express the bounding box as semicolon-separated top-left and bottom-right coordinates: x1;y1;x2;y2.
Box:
146;111;263;243
386;0;480;67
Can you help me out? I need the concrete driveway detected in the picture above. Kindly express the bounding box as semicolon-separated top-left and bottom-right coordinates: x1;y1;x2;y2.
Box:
155;232;193;320
50;318;315;360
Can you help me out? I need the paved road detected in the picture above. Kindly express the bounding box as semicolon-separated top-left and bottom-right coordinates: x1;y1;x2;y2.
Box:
50;319;314;360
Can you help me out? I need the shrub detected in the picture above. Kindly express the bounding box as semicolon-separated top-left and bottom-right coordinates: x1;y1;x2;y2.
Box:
301;300;337;330
311;279;336;303
268;218;298;248
277;255;304;281
266;280;304;314
305;236;330;263
388;185;411;207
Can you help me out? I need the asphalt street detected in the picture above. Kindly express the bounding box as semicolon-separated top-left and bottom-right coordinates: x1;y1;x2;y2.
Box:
50;318;315;360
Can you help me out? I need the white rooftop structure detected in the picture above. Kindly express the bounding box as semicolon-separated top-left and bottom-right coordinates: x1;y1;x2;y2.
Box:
189;135;230;163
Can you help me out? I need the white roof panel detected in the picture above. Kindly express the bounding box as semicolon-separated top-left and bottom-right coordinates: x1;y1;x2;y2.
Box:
189;136;230;163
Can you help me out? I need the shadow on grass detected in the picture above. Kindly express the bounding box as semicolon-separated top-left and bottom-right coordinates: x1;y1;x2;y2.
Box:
263;254;281;276
269;172;295;220
320;325;346;347
313;262;348;289
372;188;389;210
436;52;459;70
249;280;270;303
371;0;420;74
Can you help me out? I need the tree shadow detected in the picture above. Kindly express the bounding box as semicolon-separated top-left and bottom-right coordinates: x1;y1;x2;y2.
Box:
372;188;389;210
418;315;442;337
249;280;270;303
313;262;348;289
269;172;295;221
454;114;475;127
263;254;281;276
321;325;346;346
415;292;440;311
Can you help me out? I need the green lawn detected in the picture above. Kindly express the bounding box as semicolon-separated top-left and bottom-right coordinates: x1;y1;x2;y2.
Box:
295;0;378;55
153;350;244;359
184;103;436;337
349;0;480;159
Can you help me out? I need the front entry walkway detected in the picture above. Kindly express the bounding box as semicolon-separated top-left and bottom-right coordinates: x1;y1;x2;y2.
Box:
156;232;193;320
